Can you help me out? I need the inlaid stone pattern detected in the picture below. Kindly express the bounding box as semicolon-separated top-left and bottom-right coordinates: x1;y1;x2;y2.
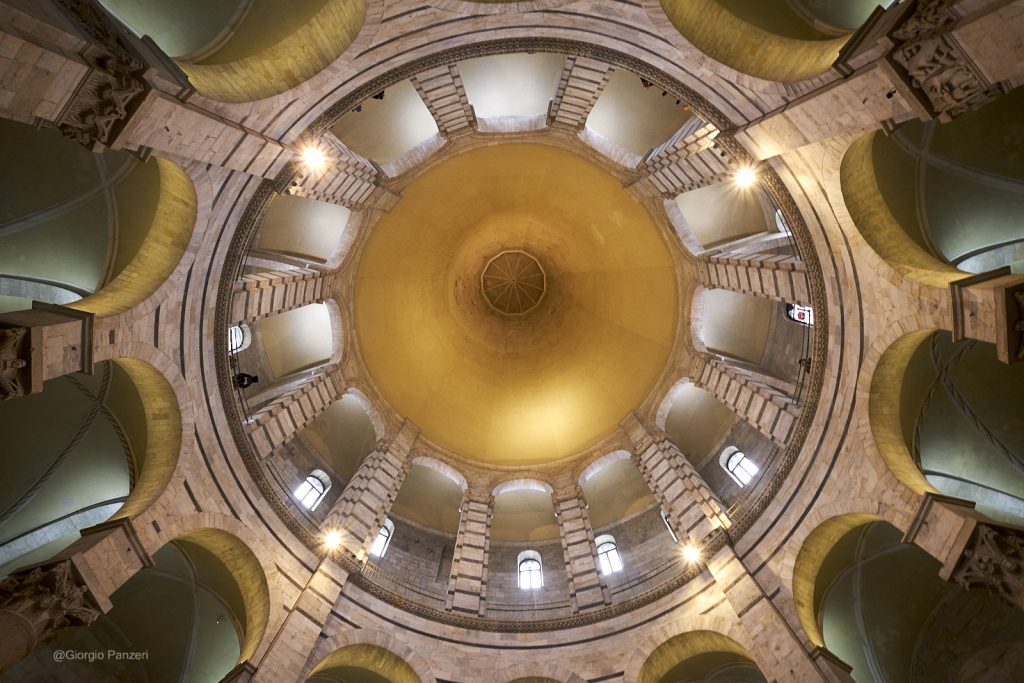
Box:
480;250;547;316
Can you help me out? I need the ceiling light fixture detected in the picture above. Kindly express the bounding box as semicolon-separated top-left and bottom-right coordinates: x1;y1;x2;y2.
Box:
323;529;343;551
734;166;757;187
682;544;702;564
299;143;329;175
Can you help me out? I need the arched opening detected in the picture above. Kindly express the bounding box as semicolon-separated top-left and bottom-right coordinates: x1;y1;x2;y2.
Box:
669;180;784;256
794;516;1024;681
307;643;422;683
638;630;767;683
294;469;331;511
517;549;544;590
579;451;680;596
369;518;395;558
252;303;334;379
256;194;354;268
843;89;1024;281
0;120;196;317
720;446;759;487
488;481;567;617
4;528;269;682
365;457;467;607
0;358;181;576
99;0;368;102
594;534;623;575
874;330;1024;524
657;0;869;82
459;53;564;130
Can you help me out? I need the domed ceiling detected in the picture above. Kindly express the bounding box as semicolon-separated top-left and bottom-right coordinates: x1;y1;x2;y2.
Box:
354;143;680;465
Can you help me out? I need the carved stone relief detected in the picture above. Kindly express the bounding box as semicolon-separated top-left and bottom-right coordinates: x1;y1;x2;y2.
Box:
952;524;1024;610
0;326;29;401
0;561;101;643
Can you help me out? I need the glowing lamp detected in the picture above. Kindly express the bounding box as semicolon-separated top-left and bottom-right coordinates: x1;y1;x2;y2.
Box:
734;166;757;187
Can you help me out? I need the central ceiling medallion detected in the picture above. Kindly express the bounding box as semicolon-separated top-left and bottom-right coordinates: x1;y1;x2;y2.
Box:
481;250;547;316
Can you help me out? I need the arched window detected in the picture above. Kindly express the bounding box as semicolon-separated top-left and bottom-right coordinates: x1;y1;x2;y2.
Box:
595;534;623;575
369;518;395;557
721;447;759;487
774;208;791;233
785;303;814;326
661;509;679;543
517;550;543;590
228;323;251;353
294;469;330;510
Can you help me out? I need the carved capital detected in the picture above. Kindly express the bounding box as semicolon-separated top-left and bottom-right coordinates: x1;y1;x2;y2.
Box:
889;0;1004;120
951;524;1024;610
0;326;29;400
0;561;101;643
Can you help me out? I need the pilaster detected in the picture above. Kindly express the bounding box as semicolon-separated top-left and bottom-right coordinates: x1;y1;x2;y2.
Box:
411;63;477;138
949;268;1024;364
698;251;811;305
547;56;613;130
247;367;346;458
691;352;800;447
230;269;334;324
552;482;610;613
444;489;492;617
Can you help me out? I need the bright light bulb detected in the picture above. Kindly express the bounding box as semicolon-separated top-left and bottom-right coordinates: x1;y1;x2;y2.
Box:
323;530;342;550
682;544;701;563
299;144;328;174
734;166;757;187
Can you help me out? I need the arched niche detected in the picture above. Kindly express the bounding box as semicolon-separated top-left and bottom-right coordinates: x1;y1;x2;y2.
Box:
4;528;268;682
639;630;767;683
0;358;180;575
795;517;1024;682
99;0;368;102
302;393;378;481
390;458;466;534
670;181;779;254
0;120;196;317
257;194;354;267
843;90;1024;280
656;0;851;82
256;302;335;378
307;643;422;683
694;289;773;365
579;451;655;529
876;329;1024;524
459;53;564;126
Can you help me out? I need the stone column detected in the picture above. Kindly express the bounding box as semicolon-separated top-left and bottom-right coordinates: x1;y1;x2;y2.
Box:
246;367;345;458
0;518;151;673
324;422;419;561
552;482;611;613
547;56;614;130
444;489;492;617
636;121;731;196
251;560;348;683
698;252;811;305
691;352;800;447
230;269;334;324
411;64;477;138
621;413;730;544
0;303;94;400
736;0;1024;160
949;269;1024;364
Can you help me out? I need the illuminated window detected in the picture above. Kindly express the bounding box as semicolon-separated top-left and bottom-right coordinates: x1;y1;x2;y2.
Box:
369;518;395;557
294;470;330;510
517;550;543;590
774;208;790;233
228;323;251;353
661;509;679;543
786;303;814;326
595;535;623;575
721;447;759;487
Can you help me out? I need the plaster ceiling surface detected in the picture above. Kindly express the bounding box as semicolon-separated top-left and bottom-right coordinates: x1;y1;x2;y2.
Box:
355;143;679;466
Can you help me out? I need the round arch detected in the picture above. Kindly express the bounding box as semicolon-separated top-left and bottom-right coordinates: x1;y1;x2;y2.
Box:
306;629;436;683
637;629;764;683
791;512;882;648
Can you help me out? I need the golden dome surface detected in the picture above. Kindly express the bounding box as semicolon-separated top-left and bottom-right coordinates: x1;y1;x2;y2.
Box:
354;143;679;465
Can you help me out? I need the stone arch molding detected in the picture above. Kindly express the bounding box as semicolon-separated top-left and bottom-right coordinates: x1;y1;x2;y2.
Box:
493;661;586;683
130;511;283;665
622;620;761;683
303;628;437;683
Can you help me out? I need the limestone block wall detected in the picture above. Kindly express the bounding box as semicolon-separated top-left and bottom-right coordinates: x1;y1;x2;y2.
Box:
594;506;682;600
369;516;452;606
485;540;572;619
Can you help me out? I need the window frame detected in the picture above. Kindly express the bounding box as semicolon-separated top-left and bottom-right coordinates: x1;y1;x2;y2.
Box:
720;446;759;487
595;534;623;575
294;469;330;511
517;550;544;590
369;518;395;557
